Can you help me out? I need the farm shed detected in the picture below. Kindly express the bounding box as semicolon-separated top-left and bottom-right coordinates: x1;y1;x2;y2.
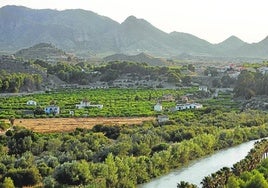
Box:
26;100;37;106
44;105;60;115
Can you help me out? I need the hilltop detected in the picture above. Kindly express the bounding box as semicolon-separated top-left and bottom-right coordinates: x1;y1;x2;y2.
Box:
15;43;73;62
103;52;170;66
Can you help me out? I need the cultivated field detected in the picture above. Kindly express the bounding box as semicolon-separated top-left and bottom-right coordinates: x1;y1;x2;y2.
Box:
9;117;155;133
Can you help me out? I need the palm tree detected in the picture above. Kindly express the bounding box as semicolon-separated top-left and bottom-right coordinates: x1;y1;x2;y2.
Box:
201;176;215;188
177;181;197;188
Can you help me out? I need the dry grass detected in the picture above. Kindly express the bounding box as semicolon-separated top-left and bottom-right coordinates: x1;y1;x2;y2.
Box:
11;117;155;133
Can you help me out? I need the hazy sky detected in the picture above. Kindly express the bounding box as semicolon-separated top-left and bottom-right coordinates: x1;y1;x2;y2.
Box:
0;0;267;44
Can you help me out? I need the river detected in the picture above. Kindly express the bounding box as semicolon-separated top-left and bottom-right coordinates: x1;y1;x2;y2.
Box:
140;139;260;188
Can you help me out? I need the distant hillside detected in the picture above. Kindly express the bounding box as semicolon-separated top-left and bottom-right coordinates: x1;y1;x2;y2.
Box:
0;5;119;54
216;36;247;50
235;37;268;58
169;32;215;56
114;16;177;56
1;5;268;58
214;36;248;57
0;55;65;91
104;52;169;66
15;43;71;62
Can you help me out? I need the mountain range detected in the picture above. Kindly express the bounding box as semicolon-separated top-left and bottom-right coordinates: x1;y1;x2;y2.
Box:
0;5;268;59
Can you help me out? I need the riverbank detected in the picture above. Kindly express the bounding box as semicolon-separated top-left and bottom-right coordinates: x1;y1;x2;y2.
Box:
141;138;266;188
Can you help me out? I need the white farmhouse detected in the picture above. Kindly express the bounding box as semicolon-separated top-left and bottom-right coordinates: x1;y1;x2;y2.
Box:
76;99;91;109
175;103;203;111
76;99;103;109
26;100;37;106
199;86;208;92
154;102;162;112
44;105;60;115
192;103;203;109
175;104;188;111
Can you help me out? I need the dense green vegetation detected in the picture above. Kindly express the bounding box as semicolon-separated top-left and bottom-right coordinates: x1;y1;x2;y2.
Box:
0;76;267;187
225;158;268;188
0;88;200;119
33;60;182;85
0;108;268;187
243;61;268;69
0;121;9;131
234;64;268;99
0;70;42;93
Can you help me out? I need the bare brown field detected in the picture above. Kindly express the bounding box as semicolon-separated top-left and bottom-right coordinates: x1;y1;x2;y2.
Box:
9;117;155;133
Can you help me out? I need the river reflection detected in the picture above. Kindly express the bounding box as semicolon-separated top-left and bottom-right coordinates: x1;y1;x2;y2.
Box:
140;139;258;188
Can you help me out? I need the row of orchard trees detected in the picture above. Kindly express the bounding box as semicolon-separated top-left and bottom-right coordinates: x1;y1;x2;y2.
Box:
1;113;268;187
0;88;197;118
0;70;42;93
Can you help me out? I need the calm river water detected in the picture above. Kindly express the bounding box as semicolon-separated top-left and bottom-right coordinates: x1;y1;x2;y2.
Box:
141;139;261;188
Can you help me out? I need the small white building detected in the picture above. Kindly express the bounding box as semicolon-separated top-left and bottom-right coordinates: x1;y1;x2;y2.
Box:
175;103;203;111
154;102;162;112
76;100;91;109
69;110;74;116
192;103;203;109
199;86;208;92
26;100;37;106
76;100;103;109
175;104;188;111
44;105;60;115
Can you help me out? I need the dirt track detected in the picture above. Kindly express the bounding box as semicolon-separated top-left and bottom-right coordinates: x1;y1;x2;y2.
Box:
11;117;155;133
